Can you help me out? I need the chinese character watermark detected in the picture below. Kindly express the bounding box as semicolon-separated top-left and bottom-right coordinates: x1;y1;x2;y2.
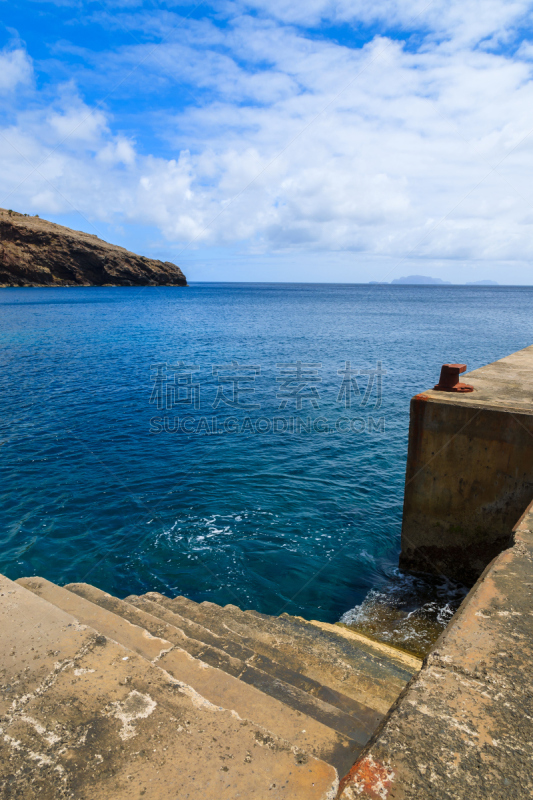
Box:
212;361;261;410
148;358;386;435
276;362;321;410
336;360;386;410
150;362;200;411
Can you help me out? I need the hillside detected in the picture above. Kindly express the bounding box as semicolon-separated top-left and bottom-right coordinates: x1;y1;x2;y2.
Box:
0;209;187;287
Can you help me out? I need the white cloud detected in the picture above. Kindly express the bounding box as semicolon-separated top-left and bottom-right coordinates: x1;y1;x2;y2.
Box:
2;5;533;282
0;47;34;93
235;0;533;47
46;105;109;144
96;138;136;165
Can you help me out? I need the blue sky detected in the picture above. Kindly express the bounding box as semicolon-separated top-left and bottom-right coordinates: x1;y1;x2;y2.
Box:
2;0;533;283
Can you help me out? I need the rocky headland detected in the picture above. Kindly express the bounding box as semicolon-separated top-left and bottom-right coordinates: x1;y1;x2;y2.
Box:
0;209;187;287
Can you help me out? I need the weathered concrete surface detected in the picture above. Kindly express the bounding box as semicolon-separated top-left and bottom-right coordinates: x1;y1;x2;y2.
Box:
338;504;533;800
69;583;374;757
140;593;418;718
401;344;533;582
17;576;173;661
17;576;361;777
126;593;386;748
0;574;339;799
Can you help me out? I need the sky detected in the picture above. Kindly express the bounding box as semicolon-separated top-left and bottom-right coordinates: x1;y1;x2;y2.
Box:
2;0;533;283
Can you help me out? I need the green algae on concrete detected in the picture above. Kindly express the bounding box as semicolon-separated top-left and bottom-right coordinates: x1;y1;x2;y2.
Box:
338;573;469;659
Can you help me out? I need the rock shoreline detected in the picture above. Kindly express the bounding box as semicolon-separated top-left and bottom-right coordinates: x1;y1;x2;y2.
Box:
0;209;187;287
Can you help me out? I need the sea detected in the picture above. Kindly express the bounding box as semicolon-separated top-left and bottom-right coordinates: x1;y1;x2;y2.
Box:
1;283;532;649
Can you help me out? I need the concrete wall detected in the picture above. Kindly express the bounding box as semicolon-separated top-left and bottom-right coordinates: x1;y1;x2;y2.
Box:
338;500;533;800
400;345;533;583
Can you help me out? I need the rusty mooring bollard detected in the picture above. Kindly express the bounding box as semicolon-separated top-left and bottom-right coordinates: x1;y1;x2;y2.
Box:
433;363;474;393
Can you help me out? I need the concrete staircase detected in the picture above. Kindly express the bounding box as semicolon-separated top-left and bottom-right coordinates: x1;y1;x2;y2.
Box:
1;574;421;799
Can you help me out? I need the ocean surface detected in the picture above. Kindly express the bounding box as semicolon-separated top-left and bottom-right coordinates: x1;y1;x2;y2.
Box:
1;283;532;628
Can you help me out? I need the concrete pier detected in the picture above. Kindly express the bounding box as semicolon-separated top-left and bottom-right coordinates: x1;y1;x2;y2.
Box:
2;344;532;798
339;500;533;799
0;573;420;797
400;344;533;583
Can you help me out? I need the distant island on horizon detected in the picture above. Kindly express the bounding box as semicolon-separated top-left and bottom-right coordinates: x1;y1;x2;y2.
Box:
369;275;499;286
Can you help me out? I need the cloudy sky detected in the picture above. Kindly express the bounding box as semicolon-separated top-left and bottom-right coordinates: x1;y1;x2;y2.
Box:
2;0;533;283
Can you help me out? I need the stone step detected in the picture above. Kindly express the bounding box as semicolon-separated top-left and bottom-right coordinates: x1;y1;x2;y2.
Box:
64;585;376;754
18;577;361;776
142;593;421;716
124;593;383;737
1;574;337;800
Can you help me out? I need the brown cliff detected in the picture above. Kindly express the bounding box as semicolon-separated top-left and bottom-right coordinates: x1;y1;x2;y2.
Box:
0;209;187;287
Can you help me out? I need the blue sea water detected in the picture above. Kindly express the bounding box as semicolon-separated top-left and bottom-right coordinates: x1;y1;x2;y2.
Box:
1;283;532;623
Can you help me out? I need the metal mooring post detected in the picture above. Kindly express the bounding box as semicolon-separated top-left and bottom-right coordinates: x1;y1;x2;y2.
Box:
433;363;474;393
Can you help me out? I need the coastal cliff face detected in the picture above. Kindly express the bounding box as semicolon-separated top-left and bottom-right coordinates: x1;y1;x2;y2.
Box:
0;209;187;287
